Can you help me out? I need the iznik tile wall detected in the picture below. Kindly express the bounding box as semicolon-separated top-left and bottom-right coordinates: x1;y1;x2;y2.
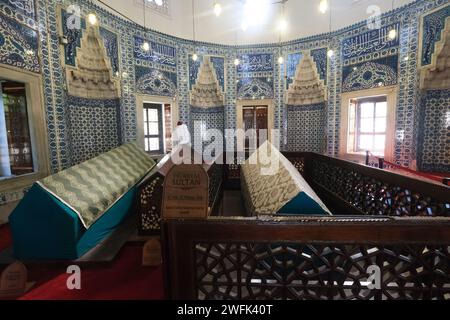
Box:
67;96;121;165
283;47;328;151
190;106;225;154
135;65;177;97
0;13;39;73
286;104;326;153
0;0;449;206
188;54;226;148
418;89;450;172
421;4;450;66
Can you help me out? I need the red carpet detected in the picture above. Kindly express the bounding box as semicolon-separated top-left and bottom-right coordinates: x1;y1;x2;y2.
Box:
0;225;165;300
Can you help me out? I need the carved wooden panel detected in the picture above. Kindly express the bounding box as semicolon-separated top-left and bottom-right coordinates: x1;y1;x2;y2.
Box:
311;159;450;216
195;242;450;300
139;172;164;234
287;156;306;176
139;163;223;233
208;162;223;209
227;164;241;179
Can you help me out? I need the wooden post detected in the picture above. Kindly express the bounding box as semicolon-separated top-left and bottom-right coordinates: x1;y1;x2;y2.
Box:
378;157;384;169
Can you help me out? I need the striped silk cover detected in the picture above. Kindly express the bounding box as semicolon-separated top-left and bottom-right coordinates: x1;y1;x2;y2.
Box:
37;143;156;228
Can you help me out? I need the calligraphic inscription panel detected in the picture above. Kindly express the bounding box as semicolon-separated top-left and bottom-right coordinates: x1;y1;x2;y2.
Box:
341;23;400;61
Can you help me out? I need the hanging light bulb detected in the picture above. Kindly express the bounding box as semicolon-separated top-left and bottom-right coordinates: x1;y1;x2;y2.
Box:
142;41;150;51
319;0;328;14
278;56;284;64
241;21;248;31
87;13;97;25
234;58;240;66
326;1;334;58
142;1;149;51
213;2;222;16
388;0;397;41
192;53;198;61
388;28;397;40
278;19;288;33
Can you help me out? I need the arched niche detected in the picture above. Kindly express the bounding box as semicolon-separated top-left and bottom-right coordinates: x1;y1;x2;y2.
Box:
189;56;224;108
66;25;120;99
286;52;327;105
420;16;450;90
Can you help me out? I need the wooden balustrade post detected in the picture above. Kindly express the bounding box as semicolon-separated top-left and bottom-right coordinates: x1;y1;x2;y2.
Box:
378;157;384;169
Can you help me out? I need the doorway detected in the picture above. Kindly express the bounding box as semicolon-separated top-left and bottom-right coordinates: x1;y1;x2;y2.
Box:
242;106;268;149
136;94;179;156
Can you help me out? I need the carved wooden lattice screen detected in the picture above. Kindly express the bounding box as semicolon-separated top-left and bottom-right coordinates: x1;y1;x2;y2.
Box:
163;218;450;300
195;242;449;300
307;155;450;217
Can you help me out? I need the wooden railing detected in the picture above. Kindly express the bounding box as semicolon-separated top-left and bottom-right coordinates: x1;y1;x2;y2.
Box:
224;152;450;217
162;217;450;300
138;150;449;235
159;152;450;299
137;152;224;235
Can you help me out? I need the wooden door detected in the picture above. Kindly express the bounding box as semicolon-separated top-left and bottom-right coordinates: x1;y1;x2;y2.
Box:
255;107;268;145
243;106;268;150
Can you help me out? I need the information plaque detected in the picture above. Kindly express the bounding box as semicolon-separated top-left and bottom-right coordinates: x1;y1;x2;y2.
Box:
162;164;209;219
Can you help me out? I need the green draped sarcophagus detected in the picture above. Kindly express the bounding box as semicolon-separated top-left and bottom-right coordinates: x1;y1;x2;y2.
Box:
9;143;156;260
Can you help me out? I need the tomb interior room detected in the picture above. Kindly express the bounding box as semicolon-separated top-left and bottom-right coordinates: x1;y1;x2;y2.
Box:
0;0;449;301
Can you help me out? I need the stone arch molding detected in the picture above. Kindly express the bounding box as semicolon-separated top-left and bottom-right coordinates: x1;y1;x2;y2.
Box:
286;52;327;105
420;16;450;90
190;56;224;107
66;25;120;99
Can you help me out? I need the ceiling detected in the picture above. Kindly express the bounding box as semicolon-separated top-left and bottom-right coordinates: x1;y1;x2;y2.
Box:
97;0;415;45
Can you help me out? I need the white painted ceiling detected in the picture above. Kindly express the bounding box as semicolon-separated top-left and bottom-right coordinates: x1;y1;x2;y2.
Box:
97;0;415;45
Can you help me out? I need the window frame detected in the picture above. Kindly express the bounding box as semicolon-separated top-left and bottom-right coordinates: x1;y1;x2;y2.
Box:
339;86;397;163
143;103;164;154
135;94;179;155
354;96;388;154
0;65;50;193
